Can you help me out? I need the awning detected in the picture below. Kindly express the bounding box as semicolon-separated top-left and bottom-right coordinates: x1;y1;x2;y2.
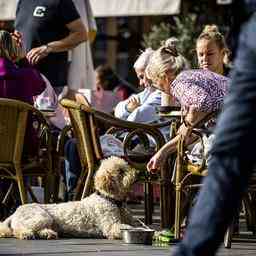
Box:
90;0;181;17
0;0;181;21
0;0;16;20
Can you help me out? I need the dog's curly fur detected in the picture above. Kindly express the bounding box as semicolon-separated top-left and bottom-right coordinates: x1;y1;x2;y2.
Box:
0;156;138;240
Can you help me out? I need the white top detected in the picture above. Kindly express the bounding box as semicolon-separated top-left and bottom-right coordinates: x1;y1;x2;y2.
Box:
114;87;161;123
67;0;97;90
35;74;66;130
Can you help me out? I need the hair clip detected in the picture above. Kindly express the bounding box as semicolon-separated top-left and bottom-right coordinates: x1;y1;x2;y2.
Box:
163;46;178;57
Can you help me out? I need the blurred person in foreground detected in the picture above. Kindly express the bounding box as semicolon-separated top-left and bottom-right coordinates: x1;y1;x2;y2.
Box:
171;1;256;255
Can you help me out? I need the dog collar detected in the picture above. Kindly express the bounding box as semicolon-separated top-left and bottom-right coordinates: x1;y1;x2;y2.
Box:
95;190;124;208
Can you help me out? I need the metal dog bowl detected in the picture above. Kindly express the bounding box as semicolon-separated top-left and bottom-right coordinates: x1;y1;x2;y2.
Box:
121;228;155;245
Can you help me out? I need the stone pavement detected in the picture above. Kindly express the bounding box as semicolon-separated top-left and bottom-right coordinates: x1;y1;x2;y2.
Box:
0;237;256;256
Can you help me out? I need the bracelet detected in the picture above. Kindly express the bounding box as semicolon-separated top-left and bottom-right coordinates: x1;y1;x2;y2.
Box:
44;44;53;54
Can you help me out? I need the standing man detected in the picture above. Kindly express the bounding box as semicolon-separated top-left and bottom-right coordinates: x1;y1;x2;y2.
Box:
172;1;256;255
15;0;88;94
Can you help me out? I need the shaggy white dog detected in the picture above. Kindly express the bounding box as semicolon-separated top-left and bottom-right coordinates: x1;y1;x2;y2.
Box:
0;156;139;240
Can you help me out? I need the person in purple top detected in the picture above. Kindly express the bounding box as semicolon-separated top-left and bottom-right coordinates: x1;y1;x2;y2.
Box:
0;30;46;157
0;30;46;103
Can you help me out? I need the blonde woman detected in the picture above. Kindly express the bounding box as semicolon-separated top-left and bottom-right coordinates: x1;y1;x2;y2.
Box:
146;42;230;172
196;24;231;76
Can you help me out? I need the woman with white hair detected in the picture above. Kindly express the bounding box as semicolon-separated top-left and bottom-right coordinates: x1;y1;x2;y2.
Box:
114;48;162;123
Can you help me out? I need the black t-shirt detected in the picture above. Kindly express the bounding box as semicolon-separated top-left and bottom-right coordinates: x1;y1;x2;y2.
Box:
15;0;80;87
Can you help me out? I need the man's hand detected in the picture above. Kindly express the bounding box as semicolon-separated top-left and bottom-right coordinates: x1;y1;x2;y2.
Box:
126;96;140;112
26;45;51;65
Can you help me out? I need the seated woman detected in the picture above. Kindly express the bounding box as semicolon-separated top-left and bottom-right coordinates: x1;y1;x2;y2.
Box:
183;24;232;165
0;30;45;104
146;42;230;172
196;24;231;76
0;30;46;157
114;48;162;123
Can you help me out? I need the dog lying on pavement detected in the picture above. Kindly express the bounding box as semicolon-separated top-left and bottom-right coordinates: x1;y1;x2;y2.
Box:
0;156;139;240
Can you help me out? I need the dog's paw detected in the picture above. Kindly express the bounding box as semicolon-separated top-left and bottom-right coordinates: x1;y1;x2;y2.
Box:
14;230;36;240
37;229;58;240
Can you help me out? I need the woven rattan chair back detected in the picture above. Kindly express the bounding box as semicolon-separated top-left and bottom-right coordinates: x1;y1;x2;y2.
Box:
0;98;54;205
0;99;30;163
60;98;103;200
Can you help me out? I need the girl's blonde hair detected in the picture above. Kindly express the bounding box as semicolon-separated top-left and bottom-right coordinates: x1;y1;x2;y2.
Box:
145;38;188;83
0;30;23;62
197;25;231;64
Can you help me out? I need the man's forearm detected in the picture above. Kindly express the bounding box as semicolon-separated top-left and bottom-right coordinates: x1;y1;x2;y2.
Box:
46;31;87;53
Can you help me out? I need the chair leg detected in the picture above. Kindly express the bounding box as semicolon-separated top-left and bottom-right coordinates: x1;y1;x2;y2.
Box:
81;167;95;199
74;166;88;200
2;182;14;204
144;182;153;225
174;184;181;240
243;193;256;234
43;174;53;203
16;177;28;204
27;186;39;203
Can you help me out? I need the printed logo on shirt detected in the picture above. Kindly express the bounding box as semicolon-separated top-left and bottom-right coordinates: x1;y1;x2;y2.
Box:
33;6;46;17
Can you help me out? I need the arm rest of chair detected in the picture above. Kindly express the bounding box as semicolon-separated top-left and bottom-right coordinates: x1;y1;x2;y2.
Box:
90;108;166;168
93;108;165;141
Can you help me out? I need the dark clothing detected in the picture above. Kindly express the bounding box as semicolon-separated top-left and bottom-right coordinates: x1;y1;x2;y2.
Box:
172;10;256;256
15;0;80;87
0;57;46;157
0;58;45;103
64;138;81;192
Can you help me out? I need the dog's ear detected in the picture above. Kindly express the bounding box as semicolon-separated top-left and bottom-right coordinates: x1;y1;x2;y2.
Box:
95;172;115;194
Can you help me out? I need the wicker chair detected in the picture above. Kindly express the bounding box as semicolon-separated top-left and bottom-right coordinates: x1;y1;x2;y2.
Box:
174;129;209;240
60;97;177;226
173;128;256;248
0;98;56;208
